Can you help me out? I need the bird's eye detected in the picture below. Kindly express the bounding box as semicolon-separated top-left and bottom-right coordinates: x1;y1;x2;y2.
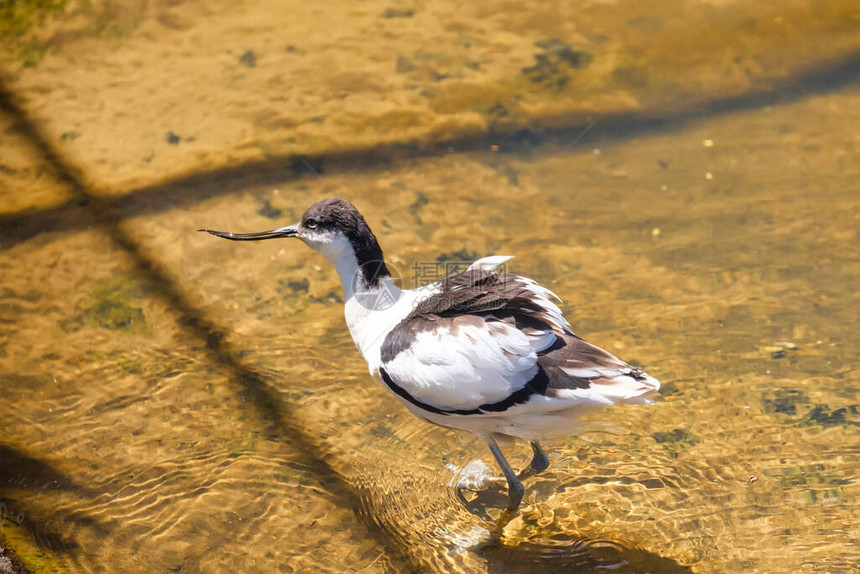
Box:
305;218;318;229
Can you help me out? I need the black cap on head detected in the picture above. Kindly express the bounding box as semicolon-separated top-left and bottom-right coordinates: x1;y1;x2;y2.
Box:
201;197;391;288
301;198;390;287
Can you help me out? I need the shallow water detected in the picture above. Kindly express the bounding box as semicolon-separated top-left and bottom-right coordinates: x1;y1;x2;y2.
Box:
2;1;860;573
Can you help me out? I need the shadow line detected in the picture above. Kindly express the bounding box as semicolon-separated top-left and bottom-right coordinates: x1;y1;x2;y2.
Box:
1;49;860;250
0;81;420;572
0;444;108;557
2;49;859;570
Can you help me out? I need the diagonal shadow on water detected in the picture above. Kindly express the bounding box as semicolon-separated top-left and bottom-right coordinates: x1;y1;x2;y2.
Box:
0;82;419;573
2;49;860;250
2;78;697;571
0;444;108;555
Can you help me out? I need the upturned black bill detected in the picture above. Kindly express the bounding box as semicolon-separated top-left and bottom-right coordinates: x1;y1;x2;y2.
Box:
198;225;299;241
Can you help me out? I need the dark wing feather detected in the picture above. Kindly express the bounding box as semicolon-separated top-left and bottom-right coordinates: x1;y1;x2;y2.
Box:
380;263;659;411
538;333;653;391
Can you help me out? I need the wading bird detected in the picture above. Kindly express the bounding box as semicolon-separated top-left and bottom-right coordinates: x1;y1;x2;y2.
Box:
202;197;659;512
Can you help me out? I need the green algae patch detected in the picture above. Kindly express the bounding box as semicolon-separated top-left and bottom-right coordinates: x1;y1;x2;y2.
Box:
762;389;809;416
0;0;68;67
767;465;851;504
77;274;150;335
652;428;699;453
761;390;860;430
0;0;68;38
277;277;309;297
799;404;860;429
521;38;593;92
79;298;145;332
0;0;144;68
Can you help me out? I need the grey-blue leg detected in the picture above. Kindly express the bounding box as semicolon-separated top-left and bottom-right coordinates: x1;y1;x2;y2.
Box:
485;438;524;511
528;441;550;474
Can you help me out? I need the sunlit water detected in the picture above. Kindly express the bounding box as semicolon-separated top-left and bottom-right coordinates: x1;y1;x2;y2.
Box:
2;4;859;572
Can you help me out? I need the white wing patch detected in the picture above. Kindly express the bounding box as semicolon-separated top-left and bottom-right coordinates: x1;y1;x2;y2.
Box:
466;255;513;272
518;278;571;334
554;367;660;405
375;257;659;426
382;318;548;411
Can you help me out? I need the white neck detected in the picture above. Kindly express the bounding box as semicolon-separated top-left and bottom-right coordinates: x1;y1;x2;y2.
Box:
310;232;425;369
328;248;364;300
322;245;410;365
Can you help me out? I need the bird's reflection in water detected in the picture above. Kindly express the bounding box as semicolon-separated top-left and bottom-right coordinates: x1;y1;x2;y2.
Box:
452;477;692;573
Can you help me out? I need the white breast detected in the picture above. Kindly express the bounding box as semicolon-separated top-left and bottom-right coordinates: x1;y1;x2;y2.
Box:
379;317;542;410
343;280;435;376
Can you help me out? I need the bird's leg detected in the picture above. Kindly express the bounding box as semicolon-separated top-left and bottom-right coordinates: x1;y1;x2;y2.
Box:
515;440;550;480
484;437;524;512
528;440;550;473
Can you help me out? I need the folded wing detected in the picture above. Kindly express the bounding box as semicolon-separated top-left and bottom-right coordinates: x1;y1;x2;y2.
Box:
378;260;659;416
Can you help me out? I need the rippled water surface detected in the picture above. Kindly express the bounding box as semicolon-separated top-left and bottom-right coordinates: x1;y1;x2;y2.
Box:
1;1;859;572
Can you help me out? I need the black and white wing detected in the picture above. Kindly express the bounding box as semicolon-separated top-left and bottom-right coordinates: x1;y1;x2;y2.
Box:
377;257;659;417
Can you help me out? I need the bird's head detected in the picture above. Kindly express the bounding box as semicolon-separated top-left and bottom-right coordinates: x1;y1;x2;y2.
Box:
200;197;390;287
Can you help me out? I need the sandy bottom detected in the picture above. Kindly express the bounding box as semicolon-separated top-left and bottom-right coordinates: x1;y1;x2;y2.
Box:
1;1;859;572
